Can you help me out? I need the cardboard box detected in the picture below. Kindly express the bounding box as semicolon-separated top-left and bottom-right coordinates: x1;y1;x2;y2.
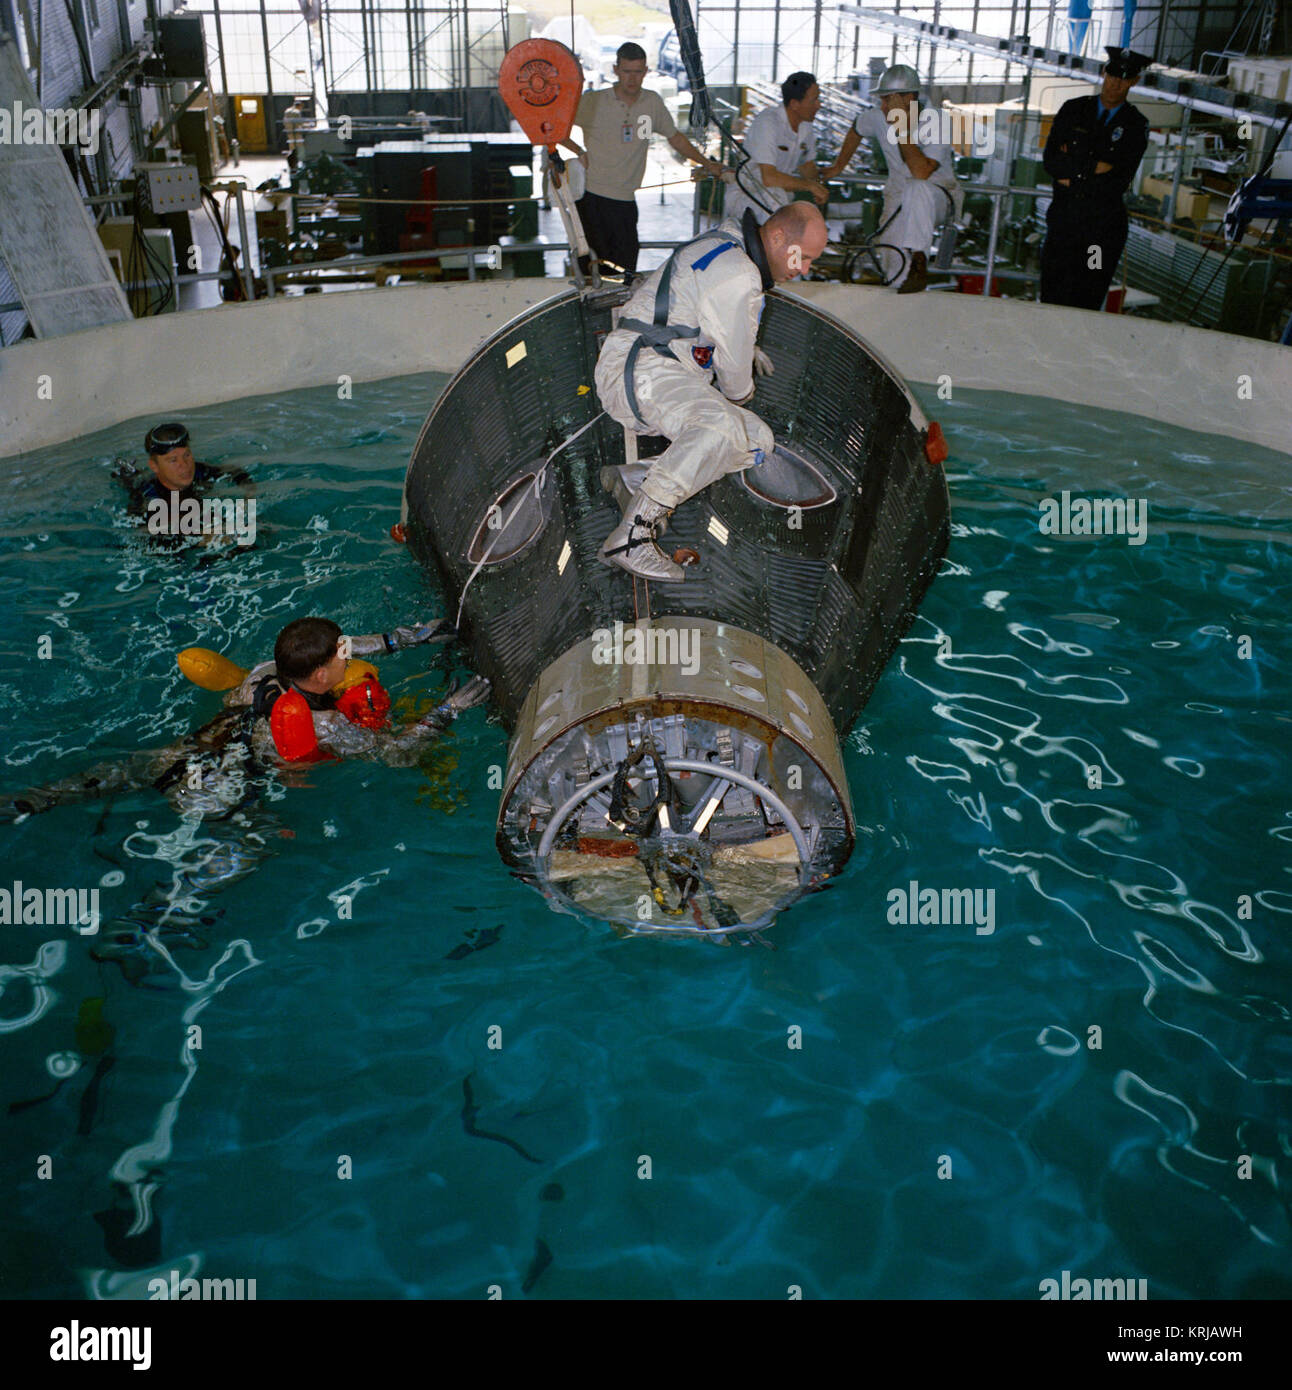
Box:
256;208;290;241
1227;58;1292;102
1140;175;1213;222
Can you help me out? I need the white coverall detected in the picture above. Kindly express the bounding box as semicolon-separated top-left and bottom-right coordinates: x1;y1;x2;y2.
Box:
855;106;963;288
283;104;307;155
594;218;774;511
724;104;816;227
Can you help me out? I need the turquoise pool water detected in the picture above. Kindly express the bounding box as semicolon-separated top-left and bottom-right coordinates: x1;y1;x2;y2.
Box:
1;376;1289;1300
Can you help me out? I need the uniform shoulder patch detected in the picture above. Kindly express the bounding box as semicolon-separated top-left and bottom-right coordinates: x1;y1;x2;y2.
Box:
691;240;738;272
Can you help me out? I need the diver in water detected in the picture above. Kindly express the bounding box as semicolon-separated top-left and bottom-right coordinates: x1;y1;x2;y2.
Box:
0;615;489;819
1;616;489;983
229;616;491;765
595;200;828;581
112;422;257;550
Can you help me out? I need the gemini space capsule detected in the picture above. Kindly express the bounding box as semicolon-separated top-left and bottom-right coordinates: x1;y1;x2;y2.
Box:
398;33;948;937
399;280;950;937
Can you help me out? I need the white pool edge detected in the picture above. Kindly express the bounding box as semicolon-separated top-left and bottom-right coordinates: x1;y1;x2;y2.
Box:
0;280;1287;462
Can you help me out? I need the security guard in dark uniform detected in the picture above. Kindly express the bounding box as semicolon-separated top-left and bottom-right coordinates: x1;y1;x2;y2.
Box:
1041;47;1151;310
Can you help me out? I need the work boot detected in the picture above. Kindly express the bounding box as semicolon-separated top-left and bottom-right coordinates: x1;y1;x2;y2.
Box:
598;462;654;515
599;489;684;582
897;251;928;295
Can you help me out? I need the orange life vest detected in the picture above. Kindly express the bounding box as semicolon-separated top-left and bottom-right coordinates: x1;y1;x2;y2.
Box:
264;665;392;763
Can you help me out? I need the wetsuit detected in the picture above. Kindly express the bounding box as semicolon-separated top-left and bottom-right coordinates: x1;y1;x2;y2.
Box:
1041;94;1148;310
114;460;255;549
239;661;430;767
0;708;258;823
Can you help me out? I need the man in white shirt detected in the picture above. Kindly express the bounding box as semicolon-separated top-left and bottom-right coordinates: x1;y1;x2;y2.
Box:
594;202;829;581
725;71;829;226
283;99;307;156
559;42;722;278
823;64;961;293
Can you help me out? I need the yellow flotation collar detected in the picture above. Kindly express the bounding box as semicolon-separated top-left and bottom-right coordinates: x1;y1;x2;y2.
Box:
177;647;379;696
332;658;380;693
177;647;247;691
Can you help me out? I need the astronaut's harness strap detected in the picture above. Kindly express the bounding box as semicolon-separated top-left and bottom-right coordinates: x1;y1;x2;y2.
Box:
619;232;740;428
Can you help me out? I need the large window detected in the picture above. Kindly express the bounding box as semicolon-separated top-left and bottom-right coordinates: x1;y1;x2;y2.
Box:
264;11;314;91
177;2;1238;100
213;12;270;92
184;0;493;95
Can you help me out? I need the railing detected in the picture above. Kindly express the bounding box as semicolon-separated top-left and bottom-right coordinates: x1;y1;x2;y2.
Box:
49;178;1248;319
818;172;1042;296
260;240;688;295
256;180;1061;300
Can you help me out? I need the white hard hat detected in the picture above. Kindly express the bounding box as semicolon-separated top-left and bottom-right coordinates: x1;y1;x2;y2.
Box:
875;64;920;95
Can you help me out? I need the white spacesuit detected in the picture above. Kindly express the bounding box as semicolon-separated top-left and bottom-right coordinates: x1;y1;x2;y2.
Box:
595;216;775;581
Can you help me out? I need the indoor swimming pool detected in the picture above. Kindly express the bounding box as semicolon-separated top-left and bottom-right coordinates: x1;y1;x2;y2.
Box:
1;374;1288;1299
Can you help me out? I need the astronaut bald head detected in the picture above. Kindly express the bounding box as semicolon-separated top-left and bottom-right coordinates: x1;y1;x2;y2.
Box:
760;203;829;282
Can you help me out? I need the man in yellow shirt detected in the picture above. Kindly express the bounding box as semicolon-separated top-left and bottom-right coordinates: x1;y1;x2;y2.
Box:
561;42;722;279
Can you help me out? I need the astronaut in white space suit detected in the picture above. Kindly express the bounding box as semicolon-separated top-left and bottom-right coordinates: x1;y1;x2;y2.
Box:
595;201;829;581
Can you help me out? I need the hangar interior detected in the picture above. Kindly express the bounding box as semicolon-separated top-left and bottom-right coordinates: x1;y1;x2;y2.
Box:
0;0;1288;344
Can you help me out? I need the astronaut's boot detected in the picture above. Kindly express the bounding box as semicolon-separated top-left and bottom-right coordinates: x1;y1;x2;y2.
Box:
598;462;655;517
599;489;684;582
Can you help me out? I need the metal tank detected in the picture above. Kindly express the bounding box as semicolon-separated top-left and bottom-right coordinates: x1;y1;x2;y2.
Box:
400;283;950;937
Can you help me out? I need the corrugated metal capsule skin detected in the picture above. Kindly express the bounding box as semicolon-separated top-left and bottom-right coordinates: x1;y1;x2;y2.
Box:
402;283;949;935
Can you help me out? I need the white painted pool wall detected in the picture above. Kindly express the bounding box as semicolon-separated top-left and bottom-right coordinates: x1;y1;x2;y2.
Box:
0;281;1287;460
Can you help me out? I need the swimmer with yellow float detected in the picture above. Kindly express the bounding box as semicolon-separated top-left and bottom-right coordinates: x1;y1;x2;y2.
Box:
0;616;490;821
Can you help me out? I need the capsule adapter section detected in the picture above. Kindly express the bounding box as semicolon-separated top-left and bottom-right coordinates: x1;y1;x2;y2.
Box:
498;616;853;936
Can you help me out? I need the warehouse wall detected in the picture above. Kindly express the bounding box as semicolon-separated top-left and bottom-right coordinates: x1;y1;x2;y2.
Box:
11;0;162;109
0;3;186;343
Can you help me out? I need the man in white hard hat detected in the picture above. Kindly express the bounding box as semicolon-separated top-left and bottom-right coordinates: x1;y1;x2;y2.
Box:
824;64;961;293
594;202;830;582
724;72;830;227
